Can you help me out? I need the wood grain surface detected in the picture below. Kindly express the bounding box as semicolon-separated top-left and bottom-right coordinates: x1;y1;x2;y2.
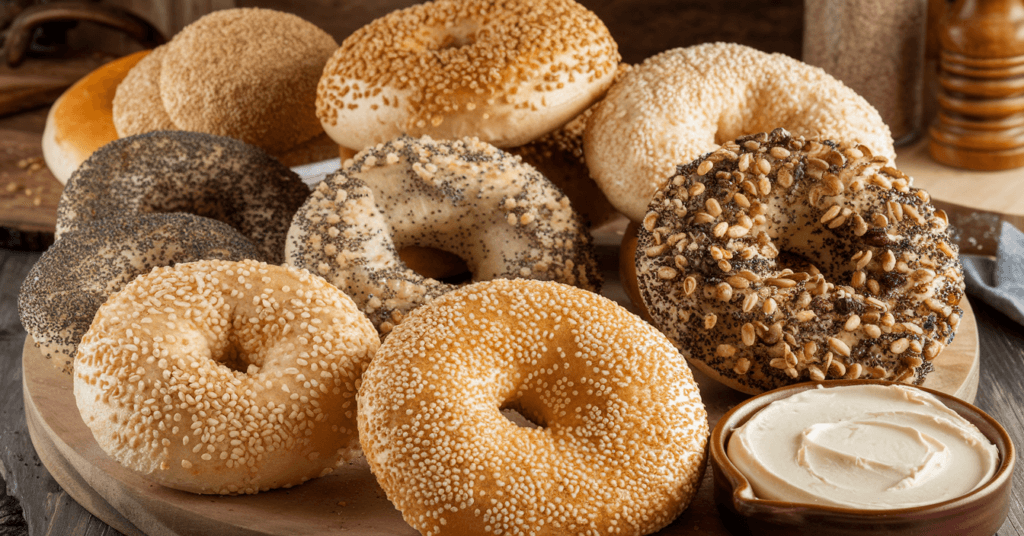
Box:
2;243;1024;536
15;241;983;536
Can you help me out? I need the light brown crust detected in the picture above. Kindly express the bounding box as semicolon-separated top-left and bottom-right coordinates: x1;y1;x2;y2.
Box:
585;43;896;222
272;132;340;167
316;0;620;150
358;279;709;536
286;136;601;335
43;50;150;184
636;129;964;394
159;8;337;154
112;46;177;138
74;259;379;495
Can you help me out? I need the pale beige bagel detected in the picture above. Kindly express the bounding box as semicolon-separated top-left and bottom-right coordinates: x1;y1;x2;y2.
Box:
585;42;896;222
316;0;620;150
358;279;709;536
74;259;379;495
42;50;150;184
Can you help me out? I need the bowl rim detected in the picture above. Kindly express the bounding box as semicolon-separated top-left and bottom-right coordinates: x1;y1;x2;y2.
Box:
710;378;1016;517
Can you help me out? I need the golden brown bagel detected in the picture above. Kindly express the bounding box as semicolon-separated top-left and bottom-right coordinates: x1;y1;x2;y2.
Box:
42;50;150;184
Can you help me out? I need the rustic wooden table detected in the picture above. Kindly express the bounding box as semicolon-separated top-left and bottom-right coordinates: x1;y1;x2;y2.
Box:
0;1;1022;524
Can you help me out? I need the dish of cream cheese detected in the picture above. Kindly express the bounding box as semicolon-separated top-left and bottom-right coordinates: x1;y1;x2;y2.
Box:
727;384;999;509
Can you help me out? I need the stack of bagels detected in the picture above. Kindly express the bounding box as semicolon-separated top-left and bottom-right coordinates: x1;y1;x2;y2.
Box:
24;1;966;536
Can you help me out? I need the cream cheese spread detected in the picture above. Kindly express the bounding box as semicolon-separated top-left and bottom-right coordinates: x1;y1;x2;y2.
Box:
727;384;999;509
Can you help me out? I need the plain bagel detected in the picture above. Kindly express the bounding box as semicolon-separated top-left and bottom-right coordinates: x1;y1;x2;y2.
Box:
42;50;150;184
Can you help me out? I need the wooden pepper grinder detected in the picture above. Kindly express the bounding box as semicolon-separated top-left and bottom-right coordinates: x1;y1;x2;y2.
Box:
929;0;1024;170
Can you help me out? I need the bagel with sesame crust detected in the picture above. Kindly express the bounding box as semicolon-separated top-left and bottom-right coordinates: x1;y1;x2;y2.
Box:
316;0;620;151
635;128;965;395
74;259;379;495
358;279;709;536
585;42;896;222
112;8;339;165
286;135;600;335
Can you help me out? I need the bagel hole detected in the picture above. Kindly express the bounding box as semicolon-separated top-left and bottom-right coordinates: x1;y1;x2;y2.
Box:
399;246;472;284
432;22;478;50
437;33;475;50
500;407;543;429
217;338;259;375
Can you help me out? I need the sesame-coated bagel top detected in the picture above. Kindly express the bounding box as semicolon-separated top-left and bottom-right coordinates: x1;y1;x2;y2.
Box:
112;46;176;139
636;129;964;394
74;259;379;495
358;279;709;536
316;0;620;150
157;8;337;154
585;43;895;222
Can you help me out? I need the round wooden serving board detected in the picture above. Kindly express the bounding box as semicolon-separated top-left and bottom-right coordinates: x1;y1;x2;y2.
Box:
22;243;980;536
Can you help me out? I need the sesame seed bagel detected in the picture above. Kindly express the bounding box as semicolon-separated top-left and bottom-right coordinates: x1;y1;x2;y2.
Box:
286;135;600;335
56;131;310;264
158;8;336;155
358;279;709;536
636;129;965;395
585;42;896;222
112;46;176;139
316;0;620;151
19;213;265;374
74;259;379;495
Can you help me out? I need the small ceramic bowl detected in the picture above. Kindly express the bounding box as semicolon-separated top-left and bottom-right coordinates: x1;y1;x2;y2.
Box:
710;379;1015;536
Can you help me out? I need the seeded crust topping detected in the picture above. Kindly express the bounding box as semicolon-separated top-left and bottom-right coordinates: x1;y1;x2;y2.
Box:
359;279;709;536
112;46;177;138
316;0;620;150
286;135;600;335
155;8;337;154
74;259;379;495
584;42;896;222
56;131;310;264
636;128;965;394
19;214;264;374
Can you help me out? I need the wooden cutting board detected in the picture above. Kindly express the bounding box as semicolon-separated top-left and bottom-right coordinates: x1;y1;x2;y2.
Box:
21;241;981;536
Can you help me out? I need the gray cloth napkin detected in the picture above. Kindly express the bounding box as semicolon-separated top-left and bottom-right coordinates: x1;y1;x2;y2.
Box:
963;221;1024;326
